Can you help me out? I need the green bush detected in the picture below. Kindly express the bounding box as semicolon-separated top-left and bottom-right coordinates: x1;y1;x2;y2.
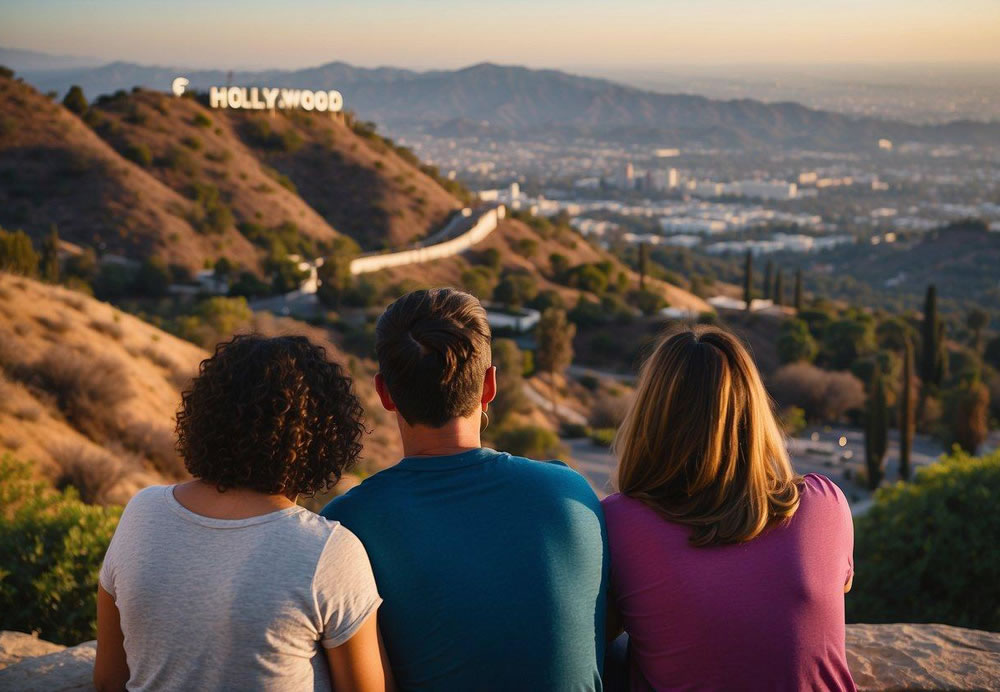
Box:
192;112;213;128
123;142;153;167
61;85;88;116
0;227;39;276
588;427;616;448
493;426;568;461
847;448;1000;630
0;455;121;644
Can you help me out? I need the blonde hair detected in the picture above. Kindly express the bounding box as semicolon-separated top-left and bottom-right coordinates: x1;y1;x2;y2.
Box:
614;326;800;546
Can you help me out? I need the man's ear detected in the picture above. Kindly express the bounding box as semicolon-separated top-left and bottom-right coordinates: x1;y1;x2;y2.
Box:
374;373;396;412
482;366;497;409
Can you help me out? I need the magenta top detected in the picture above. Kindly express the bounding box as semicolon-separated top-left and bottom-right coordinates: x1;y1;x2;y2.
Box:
603;473;856;692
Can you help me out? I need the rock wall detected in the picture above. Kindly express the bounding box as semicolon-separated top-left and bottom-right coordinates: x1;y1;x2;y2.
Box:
2;624;998;691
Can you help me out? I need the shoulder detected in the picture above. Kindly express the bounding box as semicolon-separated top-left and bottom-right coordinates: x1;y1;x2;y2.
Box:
799;473;850;507
320;470;397;522
118;484;169;523
601;492;666;529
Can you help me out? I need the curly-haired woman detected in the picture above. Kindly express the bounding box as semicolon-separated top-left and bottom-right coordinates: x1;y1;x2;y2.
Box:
93;335;392;692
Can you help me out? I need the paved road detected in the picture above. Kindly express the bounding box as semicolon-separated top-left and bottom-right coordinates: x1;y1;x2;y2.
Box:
568;427;1000;511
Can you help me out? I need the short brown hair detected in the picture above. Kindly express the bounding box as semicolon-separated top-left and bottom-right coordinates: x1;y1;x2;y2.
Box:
176;334;365;496
375;289;491;427
614;326;801;546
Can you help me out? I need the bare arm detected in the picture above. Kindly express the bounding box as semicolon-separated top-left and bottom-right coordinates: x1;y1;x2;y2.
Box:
93;585;129;692
325;610;395;692
845;574;854;593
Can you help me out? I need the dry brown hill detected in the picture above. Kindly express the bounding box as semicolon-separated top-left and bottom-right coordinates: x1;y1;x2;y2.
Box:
0;75;259;271
0;273;402;506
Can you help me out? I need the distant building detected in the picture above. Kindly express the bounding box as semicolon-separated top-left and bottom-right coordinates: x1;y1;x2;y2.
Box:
654;148;680;158
659;217;727;234
878;138;893;151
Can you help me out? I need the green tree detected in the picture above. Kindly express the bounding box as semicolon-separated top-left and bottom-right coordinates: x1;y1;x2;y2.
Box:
490;339;530;425
0;227;38;276
638;243;649;290
864;365;888;490
62;85;88;115
39;226;60;282
822;319;876;370
773;268;784;306
966;308;988;354
763;260;773;300
316;237;360;309
213;257;233;280
134;257;171;297
492;272;538;309
776;319;818;364
847;449;1000;630
899;340;915;481
986;336;1000;371
0;456;121;644
947;380;990;455
793;269;803;312
919;285;945;391
743;251;753;311
535;308;576;415
492;425;567;461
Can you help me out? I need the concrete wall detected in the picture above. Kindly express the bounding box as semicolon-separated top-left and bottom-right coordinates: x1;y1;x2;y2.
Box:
349;205;505;276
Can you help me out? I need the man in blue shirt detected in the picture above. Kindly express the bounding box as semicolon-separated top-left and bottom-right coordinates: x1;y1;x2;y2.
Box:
322;288;607;691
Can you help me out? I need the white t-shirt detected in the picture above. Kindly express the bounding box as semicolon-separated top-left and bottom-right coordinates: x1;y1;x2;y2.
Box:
100;485;381;691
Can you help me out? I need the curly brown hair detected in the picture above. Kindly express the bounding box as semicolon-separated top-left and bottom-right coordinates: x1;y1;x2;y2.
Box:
175;334;365;496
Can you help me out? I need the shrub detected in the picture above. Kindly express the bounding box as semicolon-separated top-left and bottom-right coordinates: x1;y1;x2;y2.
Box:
30;346;133;440
61;85;88;115
589;391;629;429
121;420;186;479
847;449;1000;631
493;426;568;461
589;427;616;447
49;444;128;505
0;455;121;645
181;135;202;151
0;227;39;276
769;363;864;423
777;318;818;364
88;318;124;341
123;142;153;167
490;339;530;425
192;112;212;128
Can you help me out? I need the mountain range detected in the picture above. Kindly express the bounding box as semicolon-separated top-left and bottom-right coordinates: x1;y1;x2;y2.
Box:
8;52;1000;151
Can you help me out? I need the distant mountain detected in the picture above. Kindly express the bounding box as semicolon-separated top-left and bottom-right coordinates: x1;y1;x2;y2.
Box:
0;47;101;72
10;54;1000;150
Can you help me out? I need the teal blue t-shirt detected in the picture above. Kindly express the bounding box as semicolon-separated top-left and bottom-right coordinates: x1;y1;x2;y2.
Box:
321;447;608;691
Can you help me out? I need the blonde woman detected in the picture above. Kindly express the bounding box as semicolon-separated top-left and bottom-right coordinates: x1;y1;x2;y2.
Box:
603;326;856;691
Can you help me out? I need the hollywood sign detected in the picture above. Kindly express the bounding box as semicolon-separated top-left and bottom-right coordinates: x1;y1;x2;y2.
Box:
171;77;343;113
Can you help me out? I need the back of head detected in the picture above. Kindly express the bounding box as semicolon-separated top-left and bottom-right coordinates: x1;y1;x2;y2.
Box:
176;334;364;496
376;288;492;427
614;325;800;546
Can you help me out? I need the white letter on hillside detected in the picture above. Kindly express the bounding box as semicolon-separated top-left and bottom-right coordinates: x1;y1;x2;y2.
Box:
262;87;279;110
300;90;315;111
227;86;243;109
210;86;227;108
279;89;300;109
328;90;343;112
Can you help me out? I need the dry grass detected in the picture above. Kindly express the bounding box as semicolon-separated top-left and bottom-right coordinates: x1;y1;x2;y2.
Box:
88;318;124;341
140;344;176;370
30;345;133;441
121;419;187;480
48;443;130;505
35;313;72;334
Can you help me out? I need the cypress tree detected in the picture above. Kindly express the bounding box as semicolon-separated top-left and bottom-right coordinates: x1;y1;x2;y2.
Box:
794;269;803;312
62;85;88;115
763;260;773;300
40;226;60;283
638;242;648;290
919;285;944;390
743;251;753;311
899;340;915;481
774;268;784;306
864;365;888;490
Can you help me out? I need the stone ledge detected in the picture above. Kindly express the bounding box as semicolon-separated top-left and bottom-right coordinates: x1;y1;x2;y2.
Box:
1;624;998;691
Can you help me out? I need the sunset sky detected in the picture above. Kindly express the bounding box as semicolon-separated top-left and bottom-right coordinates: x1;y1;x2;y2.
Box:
2;0;999;70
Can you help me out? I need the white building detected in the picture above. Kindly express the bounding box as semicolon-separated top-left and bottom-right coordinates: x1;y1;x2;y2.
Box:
659;217;728;234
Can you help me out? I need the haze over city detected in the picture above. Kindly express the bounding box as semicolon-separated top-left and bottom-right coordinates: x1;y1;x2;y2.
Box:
3;0;1000;69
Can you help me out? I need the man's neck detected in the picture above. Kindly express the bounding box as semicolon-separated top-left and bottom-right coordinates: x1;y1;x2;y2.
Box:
398;415;482;458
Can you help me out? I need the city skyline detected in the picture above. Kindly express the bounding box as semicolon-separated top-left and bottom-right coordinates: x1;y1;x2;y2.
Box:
2;0;999;71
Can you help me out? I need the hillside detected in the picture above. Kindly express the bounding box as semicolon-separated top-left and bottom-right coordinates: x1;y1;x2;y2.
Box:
16;60;1000;150
0;273;403;506
0;74;259;271
0;72;463;275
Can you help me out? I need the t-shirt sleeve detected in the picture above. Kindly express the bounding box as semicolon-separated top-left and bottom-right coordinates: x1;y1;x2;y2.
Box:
98;485;153;599
807;474;854;585
314;525;382;648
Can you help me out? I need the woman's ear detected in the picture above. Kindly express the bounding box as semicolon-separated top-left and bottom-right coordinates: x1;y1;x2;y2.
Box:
374;373;396;412
482;366;498;407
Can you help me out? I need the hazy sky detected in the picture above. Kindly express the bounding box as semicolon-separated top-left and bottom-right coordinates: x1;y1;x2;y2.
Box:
2;0;999;70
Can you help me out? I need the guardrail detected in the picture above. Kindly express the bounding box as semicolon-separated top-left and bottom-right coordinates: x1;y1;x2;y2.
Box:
349;204;505;275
